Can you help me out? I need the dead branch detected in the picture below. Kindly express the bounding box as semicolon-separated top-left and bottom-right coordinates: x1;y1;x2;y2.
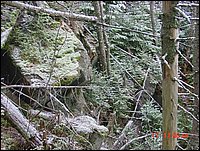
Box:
173;77;199;99
178;104;199;123
177;3;199;7
112;120;134;149
1;82;58;112
175;7;191;23
120;133;152;150
176;49;194;68
46;91;74;117
1;84;91;89
1;1;97;22
1;93;42;147
1;27;12;48
98;22;160;37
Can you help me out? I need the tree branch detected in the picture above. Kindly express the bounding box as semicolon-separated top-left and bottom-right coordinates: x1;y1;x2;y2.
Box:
175;7;191;23
1;84;91;89
177;3;199;7
176;49;194;68
178;104;199;123
173;77;199;100
1;1;97;22
98;22;160;37
119;134;152;150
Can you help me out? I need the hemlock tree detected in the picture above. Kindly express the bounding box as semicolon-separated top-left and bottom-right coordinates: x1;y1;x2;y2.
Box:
161;1;179;150
150;1;157;45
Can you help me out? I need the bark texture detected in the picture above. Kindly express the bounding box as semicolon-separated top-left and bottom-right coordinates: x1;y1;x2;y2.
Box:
161;1;179;150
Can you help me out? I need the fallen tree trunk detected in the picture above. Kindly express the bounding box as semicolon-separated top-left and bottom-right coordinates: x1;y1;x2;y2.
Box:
1;27;12;49
1;93;42;147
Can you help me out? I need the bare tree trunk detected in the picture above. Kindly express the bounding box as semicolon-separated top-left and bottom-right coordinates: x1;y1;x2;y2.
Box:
99;1;111;75
161;1;179;150
93;1;107;73
150;1;157;45
191;4;199;149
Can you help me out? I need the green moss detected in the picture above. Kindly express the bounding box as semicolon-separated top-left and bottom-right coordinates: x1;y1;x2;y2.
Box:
7;11;84;85
74;134;93;149
60;76;77;85
1;8;19;32
162;9;178;64
98;131;108;137
1;117;12;127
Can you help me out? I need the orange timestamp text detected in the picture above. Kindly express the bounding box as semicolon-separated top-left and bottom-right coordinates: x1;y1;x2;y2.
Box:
152;132;189;138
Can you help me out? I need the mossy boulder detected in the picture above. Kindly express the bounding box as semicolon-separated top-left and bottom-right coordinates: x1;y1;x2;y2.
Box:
5;10;91;86
68;116;108;150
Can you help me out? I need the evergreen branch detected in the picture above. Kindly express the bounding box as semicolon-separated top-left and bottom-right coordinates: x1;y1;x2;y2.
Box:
178;104;199;123
114;45;139;59
110;53;162;108
120;133;152;150
98;22;160;37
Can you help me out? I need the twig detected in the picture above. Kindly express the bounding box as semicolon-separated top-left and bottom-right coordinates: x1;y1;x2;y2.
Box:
178;104;199;123
179;133;199;137
176;143;185;150
1;82;58;112
112;120;134;149
119;133;152;150
113;64;153;149
83;25;98;41
45;24;63;88
177;3;199;7
114;45;139;60
98;22;160;37
173;77;199;99
47;91;74;117
110;53;142;88
178;93;191;96
1;84;92;89
179;42;193;48
176;78;194;89
132;68;150;118
55;1;69;11
190;17;199;21
175;7;191;23
1;93;42;147
142;68;150;89
110;53;162;108
177;37;196;40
